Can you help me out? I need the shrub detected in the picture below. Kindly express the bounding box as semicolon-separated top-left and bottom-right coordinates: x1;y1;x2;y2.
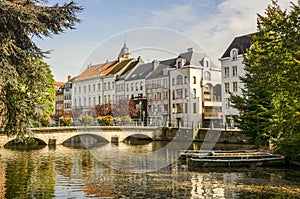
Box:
80;115;94;126
39;115;50;127
59;115;73;126
97;115;113;126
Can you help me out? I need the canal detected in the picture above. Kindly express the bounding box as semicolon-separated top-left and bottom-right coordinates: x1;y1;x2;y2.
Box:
0;141;299;198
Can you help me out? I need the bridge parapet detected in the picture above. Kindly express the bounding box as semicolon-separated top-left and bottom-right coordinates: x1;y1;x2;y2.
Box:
0;126;160;147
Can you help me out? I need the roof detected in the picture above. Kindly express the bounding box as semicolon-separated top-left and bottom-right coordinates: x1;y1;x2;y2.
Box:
107;59;134;76
147;58;176;79
126;62;154;81
76;61;118;80
178;50;218;68
221;33;256;59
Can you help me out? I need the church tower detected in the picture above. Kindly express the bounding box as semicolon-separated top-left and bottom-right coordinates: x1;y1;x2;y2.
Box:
118;42;131;61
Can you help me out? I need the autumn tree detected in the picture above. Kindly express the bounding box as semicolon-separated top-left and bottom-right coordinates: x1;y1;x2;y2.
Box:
0;0;82;141
231;0;300;160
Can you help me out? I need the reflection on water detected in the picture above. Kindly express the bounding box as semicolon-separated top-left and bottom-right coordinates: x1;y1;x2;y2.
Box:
0;142;299;198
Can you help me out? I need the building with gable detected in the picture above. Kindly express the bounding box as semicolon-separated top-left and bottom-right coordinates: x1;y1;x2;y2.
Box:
219;33;255;126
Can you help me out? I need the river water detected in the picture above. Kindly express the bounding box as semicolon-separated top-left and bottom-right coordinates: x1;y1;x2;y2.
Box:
0;141;299;199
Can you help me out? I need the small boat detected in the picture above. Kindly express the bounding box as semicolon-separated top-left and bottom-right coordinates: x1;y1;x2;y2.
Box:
179;150;285;169
179;149;262;163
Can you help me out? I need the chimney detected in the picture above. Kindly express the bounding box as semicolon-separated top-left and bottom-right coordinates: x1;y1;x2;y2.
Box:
187;47;194;52
152;60;159;70
67;75;71;81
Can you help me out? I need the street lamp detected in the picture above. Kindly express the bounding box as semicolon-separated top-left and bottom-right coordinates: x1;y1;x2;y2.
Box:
139;101;142;126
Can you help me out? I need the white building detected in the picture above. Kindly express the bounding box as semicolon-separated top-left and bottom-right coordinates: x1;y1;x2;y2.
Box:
219;33;255;126
146;58;176;126
169;48;222;128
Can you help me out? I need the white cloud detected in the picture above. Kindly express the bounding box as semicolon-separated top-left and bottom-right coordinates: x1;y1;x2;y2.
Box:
184;0;296;65
149;3;197;27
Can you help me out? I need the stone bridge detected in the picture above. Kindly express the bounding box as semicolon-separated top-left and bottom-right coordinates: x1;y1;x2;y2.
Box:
0;126;161;147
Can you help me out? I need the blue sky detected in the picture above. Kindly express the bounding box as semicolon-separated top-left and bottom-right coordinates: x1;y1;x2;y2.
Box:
36;0;295;81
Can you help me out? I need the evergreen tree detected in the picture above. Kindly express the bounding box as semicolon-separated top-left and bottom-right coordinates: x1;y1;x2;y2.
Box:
0;0;82;141
231;0;300;157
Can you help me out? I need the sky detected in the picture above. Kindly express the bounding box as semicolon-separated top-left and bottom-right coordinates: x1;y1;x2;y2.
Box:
35;0;296;82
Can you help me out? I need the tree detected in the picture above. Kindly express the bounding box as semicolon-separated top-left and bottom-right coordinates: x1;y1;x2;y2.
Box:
231;0;300;157
0;0;82;141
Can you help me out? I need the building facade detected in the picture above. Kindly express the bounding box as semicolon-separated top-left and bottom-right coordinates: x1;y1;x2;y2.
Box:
219;33;255;126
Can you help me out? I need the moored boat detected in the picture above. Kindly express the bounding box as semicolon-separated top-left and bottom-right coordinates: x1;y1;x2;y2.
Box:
179;150;285;169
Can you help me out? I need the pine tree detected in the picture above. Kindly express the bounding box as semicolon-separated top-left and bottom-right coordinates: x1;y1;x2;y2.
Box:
0;0;82;141
231;0;300;158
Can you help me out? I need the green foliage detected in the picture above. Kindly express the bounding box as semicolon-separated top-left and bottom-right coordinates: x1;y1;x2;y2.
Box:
0;0;82;140
231;0;300;157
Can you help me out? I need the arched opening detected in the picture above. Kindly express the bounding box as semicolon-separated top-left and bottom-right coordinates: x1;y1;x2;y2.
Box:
4;137;47;150
123;134;153;145
62;134;109;149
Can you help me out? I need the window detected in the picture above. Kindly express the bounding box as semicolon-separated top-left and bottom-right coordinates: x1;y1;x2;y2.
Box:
131;83;134;91
88;85;91;92
74;99;77;107
93;84;95;91
185;103;188;113
233;82;238;92
164;91;168;100
84;98;86;106
224;67;230;77
176;103;183;113
184;76;188;84
176;89;182;99
104;83;107;90
164;104;168;112
232;49;238;61
98;96;101;104
176;75;183;85
205;60;209;67
79;98;81;106
108;82;110;90
157;80;161;88
93;97;96;105
193;103;197;113
112;82;114;89
126;83;129;92
185;89;188;98
172;90;175;100
79;87;81;93
172;78;175;86
225;83;230;92
88;97;91;106
135;82;138;91
193;88;196;98
204;71;211;80
98;83;101;91
232;65;237;76
193;76;196;84
84;86;86;93
163;78;168;88
140;82;144;90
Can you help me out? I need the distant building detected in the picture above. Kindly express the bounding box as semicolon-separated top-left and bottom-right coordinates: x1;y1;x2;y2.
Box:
72;44;139;116
219;33;255;126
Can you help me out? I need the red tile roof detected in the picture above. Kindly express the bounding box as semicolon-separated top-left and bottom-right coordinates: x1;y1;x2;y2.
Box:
76;61;118;80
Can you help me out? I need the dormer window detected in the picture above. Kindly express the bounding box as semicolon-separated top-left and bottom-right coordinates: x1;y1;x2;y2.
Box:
203;57;210;68
231;48;238;61
176;58;186;69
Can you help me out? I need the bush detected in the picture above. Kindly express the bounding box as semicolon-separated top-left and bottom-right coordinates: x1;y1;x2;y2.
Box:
80;115;94;126
121;116;131;125
59;115;73;126
97;115;113;126
39;115;50;127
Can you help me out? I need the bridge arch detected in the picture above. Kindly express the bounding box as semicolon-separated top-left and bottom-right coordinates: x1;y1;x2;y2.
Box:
62;133;109;148
122;134;153;142
4;137;47;148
